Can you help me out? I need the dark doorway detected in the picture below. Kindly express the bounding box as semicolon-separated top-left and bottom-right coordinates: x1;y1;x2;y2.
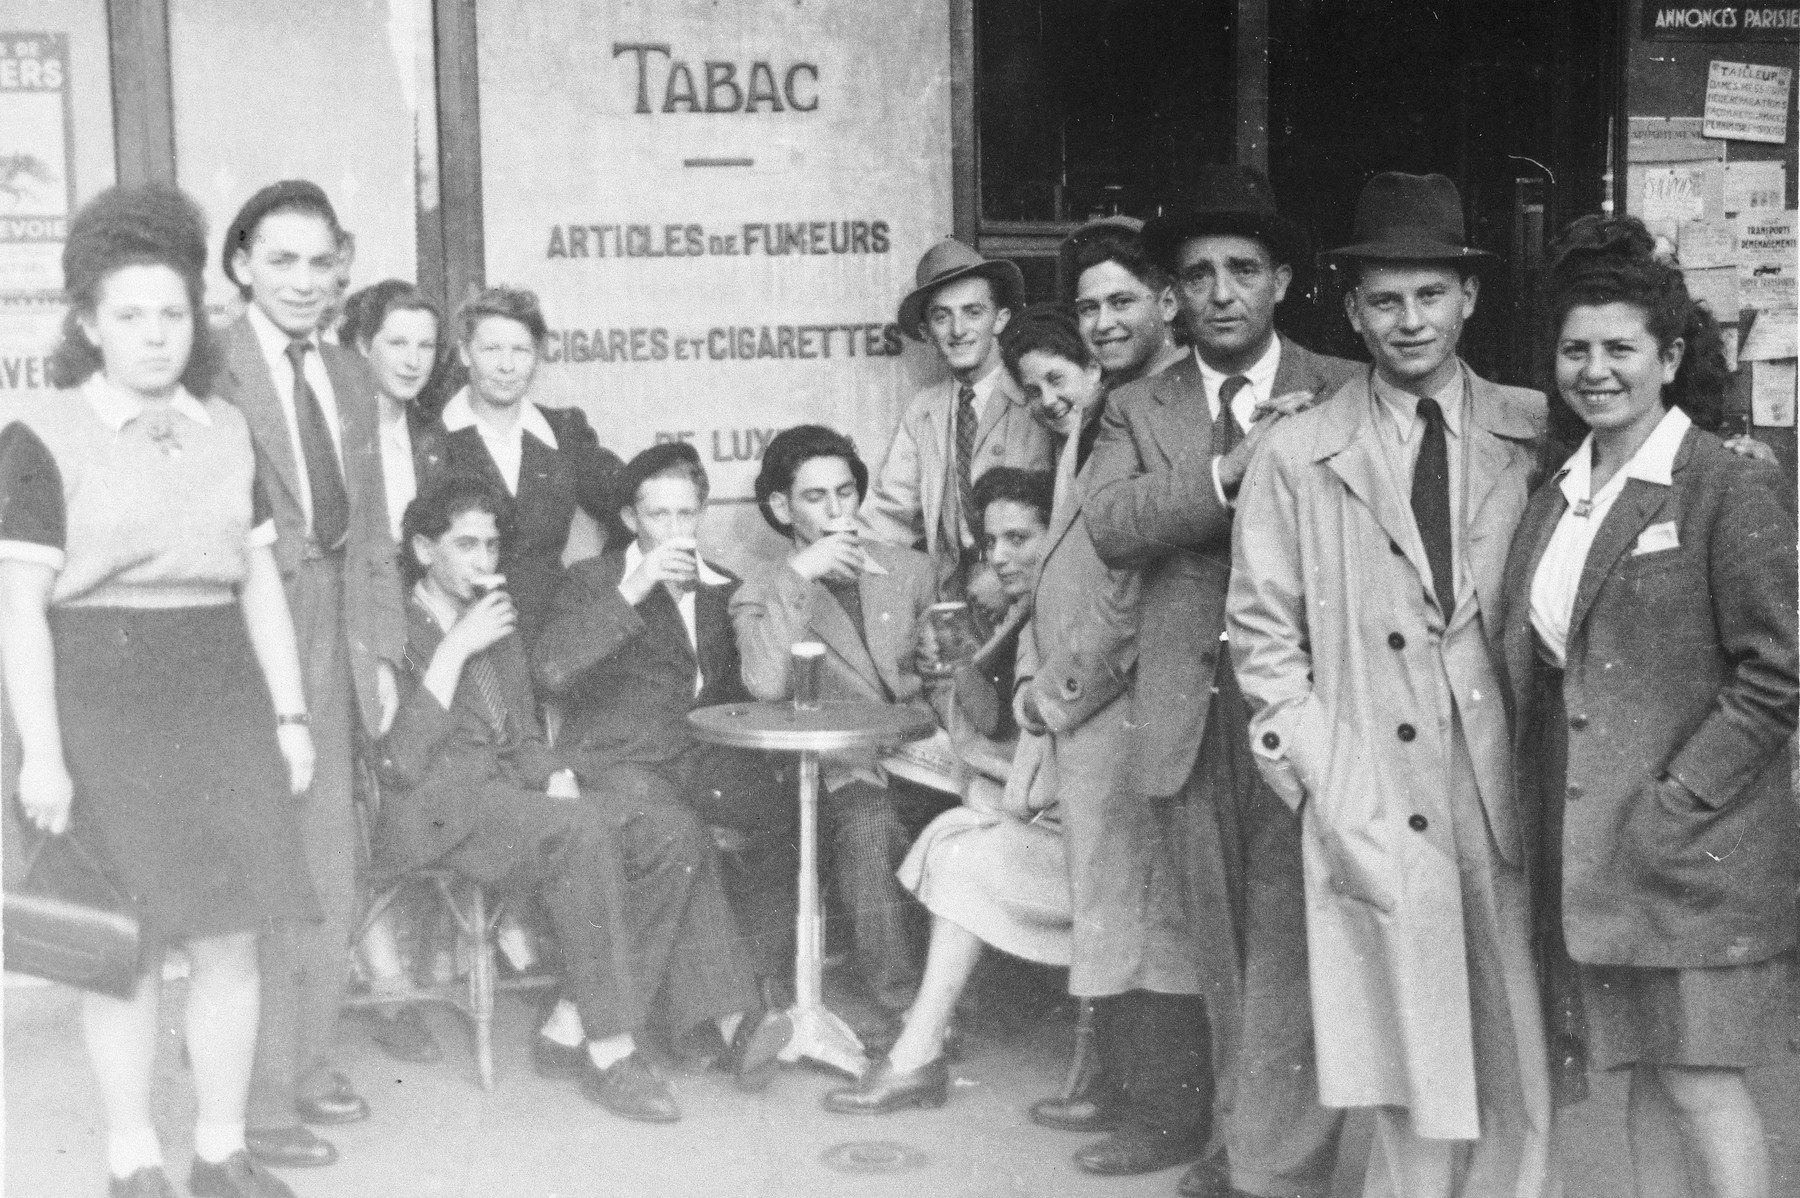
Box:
1268;0;1622;385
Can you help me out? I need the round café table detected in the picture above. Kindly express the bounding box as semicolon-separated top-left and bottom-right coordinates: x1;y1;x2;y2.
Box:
688;699;937;1077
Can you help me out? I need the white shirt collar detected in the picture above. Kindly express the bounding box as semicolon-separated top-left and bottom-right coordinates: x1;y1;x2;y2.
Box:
1558;404;1692;504
623;538;732;586
246;301;319;369
412;580;462;634
1195;334;1281;398
81;373;212;431
1372;363;1466;439
440;387;560;450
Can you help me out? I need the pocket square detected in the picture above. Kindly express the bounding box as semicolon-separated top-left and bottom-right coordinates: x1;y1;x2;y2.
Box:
1632;521;1680;556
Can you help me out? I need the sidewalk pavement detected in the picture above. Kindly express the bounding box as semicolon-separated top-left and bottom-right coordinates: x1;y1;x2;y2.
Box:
7;971;1797;1198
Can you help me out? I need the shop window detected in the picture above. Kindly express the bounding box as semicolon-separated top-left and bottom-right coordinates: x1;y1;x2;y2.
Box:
975;0;1236;230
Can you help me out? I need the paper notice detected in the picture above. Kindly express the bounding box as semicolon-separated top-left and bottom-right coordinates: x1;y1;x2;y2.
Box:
1740;308;1797;361
1735;210;1798;311
1724;161;1787;214
1704;61;1794;144
1678;219;1735;269
1686;266;1743;321
1750;360;1796;427
1722;325;1739;373
1629;116;1726;162
1643;167;1708;221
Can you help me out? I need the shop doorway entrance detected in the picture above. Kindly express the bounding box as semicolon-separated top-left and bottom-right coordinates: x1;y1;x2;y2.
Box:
1267;0;1622;386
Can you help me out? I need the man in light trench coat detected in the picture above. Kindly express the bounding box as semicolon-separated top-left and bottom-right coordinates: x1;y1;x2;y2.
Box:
1227;172;1554;1198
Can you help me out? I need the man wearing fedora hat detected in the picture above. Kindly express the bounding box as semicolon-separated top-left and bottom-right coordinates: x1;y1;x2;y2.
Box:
862;239;1052;596
1229;173;1553;1197
1083;164;1358;1192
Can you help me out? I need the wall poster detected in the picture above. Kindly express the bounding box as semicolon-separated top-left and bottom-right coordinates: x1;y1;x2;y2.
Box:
477;0;954;519
0;32;74;403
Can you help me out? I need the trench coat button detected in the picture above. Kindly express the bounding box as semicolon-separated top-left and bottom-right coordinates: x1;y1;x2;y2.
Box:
1396;723;1416;742
1261;731;1280;750
1568;713;1589;731
1408;813;1428;832
1566;783;1583;800
1388;632;1406;650
1389;540;1403;555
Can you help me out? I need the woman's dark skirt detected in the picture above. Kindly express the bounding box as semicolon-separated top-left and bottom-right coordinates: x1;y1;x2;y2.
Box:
52;605;319;956
1530;657;1790;1077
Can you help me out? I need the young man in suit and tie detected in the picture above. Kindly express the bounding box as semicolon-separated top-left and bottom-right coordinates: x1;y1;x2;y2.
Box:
1229;173;1554;1198
531;442;797;1011
733;425;946;1029
861;240;1053;597
380;476;785;1124
214;180;405;1170
1084;165;1359;1193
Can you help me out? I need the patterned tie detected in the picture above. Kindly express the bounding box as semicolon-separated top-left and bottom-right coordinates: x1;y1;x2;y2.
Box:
1212;375;1250;457
955;383;978;538
465;650;516;742
1412;396;1456;621
284;339;349;550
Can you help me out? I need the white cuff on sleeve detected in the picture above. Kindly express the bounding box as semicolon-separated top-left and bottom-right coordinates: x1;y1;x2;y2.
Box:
0;540;66;570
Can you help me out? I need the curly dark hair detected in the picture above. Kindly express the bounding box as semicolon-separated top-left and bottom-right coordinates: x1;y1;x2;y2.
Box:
1069;228;1173;297
400;474;517;584
753;424;867;535
1542;214;1728;436
48;185;220;394
338;279;450;415
1000;301;1094;381
970;466;1054;541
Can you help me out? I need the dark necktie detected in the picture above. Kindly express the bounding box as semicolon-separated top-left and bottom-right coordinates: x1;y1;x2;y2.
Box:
1213;375;1250;457
284;339;349;550
1412;396;1455;621
955;384;978;537
465;651;515;741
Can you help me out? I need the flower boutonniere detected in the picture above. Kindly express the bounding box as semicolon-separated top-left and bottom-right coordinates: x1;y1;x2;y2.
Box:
140;406;182;457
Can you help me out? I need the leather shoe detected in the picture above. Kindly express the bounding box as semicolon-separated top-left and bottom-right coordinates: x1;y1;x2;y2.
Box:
368;1005;442;1064
1176;1158;1245;1198
821;1056;949;1114
108;1167;175;1198
189;1151;297;1198
245;1126;337;1168
533;1034;589;1078
716;1008;793;1092
1029;1081;1125;1132
1073;1126;1206;1176
581;1052;681;1123
295;1070;368;1125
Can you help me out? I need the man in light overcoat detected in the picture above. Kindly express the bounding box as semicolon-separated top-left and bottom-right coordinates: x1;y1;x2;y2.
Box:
1228;173;1554;1198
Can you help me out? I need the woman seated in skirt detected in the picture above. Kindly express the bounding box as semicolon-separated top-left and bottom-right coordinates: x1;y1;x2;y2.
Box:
1500;215;1797;1198
0;186;319;1198
824;466;1061;1114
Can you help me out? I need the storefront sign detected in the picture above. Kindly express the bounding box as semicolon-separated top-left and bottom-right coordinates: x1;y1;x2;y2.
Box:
0;33;73;306
477;0;953;503
1641;4;1800;41
1703;60;1793;143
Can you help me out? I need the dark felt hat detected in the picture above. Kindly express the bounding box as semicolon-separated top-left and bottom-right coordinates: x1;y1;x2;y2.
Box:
1142;165;1306;270
897;239;1026;340
221;179;339;287
1057;215;1146;292
1321;172;1497;268
615;440;706;511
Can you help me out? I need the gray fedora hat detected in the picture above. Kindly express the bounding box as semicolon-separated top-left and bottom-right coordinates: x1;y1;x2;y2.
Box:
1321;172;1498;267
897;239;1026;340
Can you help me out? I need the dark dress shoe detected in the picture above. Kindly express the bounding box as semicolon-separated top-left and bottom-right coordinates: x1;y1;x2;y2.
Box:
1028;1081;1126;1132
821;1056;949;1114
1176;1158;1242;1198
189;1151;297;1198
716;1009;792;1092
369;1005;442;1064
533;1034;589;1078
245;1126;337;1168
295;1091;369;1125
1072;1126;1206;1176
108;1167;175;1198
581;1053;681;1123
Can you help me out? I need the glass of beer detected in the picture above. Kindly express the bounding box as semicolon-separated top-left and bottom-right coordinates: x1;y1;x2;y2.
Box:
792;641;826;710
921;601;981;678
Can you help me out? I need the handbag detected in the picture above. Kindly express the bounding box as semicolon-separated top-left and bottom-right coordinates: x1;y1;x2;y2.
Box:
3;817;142;999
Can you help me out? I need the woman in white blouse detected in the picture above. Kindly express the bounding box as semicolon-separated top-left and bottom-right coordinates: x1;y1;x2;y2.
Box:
1499;216;1796;1198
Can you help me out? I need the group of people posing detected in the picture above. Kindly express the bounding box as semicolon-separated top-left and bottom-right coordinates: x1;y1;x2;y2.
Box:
0;160;1792;1198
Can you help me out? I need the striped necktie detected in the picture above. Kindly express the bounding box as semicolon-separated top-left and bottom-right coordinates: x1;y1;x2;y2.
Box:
955;383;978;535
